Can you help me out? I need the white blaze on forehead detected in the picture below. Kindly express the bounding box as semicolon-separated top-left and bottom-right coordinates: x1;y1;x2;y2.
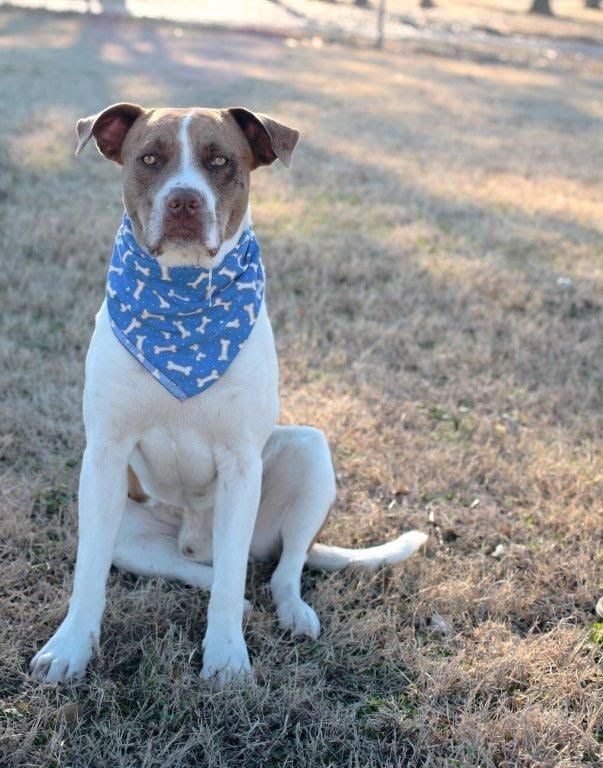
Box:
148;112;220;251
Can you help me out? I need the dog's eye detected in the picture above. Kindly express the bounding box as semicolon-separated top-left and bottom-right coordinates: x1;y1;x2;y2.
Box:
141;154;157;166
210;156;227;167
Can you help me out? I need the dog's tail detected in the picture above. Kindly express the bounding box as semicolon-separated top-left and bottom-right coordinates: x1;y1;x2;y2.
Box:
305;530;428;571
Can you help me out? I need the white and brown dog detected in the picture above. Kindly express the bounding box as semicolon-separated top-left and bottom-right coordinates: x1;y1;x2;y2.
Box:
30;104;427;687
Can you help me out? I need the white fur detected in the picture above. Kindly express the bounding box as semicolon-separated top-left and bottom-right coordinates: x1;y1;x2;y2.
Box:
29;257;427;685
30;145;427;686
29;266;427;684
306;531;429;570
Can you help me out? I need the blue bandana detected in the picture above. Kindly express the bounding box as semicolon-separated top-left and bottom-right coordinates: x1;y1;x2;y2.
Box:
106;214;264;400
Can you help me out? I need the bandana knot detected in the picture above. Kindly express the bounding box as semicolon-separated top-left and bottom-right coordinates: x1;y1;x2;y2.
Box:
106;213;264;400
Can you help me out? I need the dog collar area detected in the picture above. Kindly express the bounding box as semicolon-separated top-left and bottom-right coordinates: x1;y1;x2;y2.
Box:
106;213;265;400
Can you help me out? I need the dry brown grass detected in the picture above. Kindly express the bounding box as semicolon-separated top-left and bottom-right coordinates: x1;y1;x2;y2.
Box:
0;8;601;767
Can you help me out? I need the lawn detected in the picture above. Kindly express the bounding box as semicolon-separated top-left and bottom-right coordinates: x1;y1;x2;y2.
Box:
0;7;601;767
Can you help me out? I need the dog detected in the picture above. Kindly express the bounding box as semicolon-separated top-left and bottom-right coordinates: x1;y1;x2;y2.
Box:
29;104;427;687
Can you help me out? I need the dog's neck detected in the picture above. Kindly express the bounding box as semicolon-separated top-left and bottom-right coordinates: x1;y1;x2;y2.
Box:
155;208;252;271
107;213;264;400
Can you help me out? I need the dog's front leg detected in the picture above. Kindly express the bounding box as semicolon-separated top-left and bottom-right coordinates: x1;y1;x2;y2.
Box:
201;446;262;687
30;441;131;682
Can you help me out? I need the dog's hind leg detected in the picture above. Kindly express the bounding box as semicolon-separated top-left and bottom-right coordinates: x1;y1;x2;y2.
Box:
252;426;336;639
112;499;213;591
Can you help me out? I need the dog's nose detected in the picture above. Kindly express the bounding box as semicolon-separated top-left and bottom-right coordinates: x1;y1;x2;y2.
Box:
166;187;202;215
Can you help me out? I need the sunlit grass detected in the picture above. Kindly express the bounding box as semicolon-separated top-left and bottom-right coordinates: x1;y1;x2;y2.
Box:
0;6;601;768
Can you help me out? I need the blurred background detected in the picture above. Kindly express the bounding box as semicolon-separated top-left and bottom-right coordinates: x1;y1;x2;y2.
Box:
0;2;601;767
2;0;603;45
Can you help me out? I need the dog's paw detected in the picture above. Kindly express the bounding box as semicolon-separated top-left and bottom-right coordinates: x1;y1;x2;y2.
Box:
277;598;320;640
201;633;252;689
29;624;97;683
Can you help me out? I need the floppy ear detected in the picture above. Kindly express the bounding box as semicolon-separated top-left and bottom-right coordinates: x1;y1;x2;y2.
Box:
75;102;144;163
227;107;299;169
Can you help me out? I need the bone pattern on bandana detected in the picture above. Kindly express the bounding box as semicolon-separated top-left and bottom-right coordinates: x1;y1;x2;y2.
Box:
106;214;264;400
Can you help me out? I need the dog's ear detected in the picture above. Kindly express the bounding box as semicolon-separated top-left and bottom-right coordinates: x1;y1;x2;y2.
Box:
75;102;145;163
227;108;299;169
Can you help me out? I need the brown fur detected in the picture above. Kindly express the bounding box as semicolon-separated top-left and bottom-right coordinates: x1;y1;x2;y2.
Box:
75;105;298;257
127;465;149;504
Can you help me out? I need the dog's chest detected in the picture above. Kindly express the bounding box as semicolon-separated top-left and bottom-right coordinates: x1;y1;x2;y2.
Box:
132;425;217;509
85;301;279;510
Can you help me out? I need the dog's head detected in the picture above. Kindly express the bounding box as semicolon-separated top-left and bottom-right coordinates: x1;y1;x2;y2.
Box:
76;104;299;266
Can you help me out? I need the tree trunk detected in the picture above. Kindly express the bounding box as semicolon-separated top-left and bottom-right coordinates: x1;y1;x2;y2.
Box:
355;0;370;7
530;0;553;14
376;0;386;48
585;0;600;9
420;0;436;7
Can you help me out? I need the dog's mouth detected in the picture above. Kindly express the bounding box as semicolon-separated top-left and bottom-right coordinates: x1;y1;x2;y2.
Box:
162;223;204;241
151;230;220;260
140;212;221;261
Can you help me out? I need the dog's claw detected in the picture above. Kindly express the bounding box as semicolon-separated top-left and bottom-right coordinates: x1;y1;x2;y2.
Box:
29;624;96;684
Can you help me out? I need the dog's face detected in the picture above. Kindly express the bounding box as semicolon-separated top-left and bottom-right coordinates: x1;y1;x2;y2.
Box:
76;104;299;265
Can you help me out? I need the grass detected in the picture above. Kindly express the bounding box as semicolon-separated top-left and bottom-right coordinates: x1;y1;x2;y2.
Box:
0;7;601;767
